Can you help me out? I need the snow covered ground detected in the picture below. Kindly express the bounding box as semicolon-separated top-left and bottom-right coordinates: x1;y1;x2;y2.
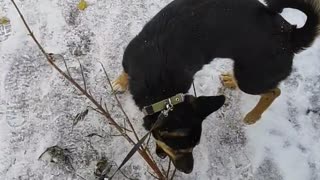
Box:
0;0;320;179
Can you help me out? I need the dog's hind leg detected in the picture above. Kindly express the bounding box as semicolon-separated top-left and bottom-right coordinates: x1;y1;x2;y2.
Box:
111;71;129;93
244;88;281;124
220;73;237;89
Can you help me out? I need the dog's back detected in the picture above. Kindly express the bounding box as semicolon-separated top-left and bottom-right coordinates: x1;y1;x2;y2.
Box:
122;0;320;107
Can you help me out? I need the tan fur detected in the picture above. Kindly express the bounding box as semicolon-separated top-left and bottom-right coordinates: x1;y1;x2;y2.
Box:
111;71;129;92
220;73;237;89
220;73;281;124
159;130;189;138
244;88;281;124
156;140;177;160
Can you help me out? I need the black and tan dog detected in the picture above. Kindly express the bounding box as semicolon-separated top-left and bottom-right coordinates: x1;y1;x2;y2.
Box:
112;0;320;174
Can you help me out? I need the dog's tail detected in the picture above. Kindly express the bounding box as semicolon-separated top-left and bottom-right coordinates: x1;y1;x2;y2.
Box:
265;0;320;52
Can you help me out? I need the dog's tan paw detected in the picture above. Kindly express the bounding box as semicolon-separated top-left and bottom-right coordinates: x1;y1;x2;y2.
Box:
243;112;261;125
220;73;237;89
111;72;129;93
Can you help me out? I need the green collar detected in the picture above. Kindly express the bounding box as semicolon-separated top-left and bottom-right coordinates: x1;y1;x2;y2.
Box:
142;93;185;116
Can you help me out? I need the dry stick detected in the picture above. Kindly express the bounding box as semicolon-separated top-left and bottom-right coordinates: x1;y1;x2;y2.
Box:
143;134;167;176
77;59;87;91
100;63;140;142
170;168;177;180
166;160;171;178
11;1;165;179
144;133;152;151
62;56;72;78
148;170;160;180
141;133;166;176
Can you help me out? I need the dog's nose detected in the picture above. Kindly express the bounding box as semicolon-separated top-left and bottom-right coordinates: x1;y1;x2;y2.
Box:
172;153;194;174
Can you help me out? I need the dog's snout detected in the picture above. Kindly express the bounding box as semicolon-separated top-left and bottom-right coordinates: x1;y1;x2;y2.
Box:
172;153;194;174
156;140;194;173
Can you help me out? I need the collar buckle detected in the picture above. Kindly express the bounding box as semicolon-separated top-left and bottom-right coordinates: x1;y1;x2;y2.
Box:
142;93;185;116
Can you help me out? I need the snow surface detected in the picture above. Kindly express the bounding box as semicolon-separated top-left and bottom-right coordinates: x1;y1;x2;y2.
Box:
0;0;320;179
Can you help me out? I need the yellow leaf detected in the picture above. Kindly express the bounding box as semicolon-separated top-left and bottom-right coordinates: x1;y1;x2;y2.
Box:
77;0;88;11
0;17;10;25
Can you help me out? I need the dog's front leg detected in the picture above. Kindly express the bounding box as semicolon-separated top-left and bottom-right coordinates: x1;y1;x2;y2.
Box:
220;73;237;89
111;71;129;93
244;88;281;124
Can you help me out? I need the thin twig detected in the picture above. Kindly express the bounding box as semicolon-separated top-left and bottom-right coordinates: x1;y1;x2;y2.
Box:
170;168;177;180
142;134;166;176
61;56;72;78
86;133;104;138
88;89;93;97
147;170;160;180
166;160;171;178
99;97;103;107
77;59;87;92
192;81;197;97
103;102;110;114
100;63;139;141
74;173;88;180
109;134;125;137
143;135;166;175
11;1;165;179
87;106;104;115
145;133;152;149
143;147;166;176
109;161;139;180
108;123;132;132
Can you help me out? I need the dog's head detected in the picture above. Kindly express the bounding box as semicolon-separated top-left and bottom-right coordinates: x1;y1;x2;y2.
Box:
143;95;225;173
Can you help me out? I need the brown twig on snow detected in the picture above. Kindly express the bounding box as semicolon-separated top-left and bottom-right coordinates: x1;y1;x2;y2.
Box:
166;160;171;178
170;168;177;180
100;63;140;141
10;0;165;179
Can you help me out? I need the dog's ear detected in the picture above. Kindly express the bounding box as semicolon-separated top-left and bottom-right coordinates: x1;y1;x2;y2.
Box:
143;114;158;131
143;116;153;131
189;95;225;119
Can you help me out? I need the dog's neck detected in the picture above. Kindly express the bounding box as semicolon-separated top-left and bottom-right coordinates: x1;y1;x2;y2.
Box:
127;35;209;111
131;69;194;110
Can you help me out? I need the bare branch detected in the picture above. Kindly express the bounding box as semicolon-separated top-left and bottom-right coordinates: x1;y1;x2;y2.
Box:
166;160;171;178
100;63;140;142
147;170;160;180
170;168;177;180
99;97;103;106
87;106;104;115
145;133;152;149
11;1;165;179
60;55;72;78
86;133;104;138
108;123;132;133
77;59;87;91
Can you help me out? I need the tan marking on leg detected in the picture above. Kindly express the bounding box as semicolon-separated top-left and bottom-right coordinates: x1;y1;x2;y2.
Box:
111;71;129;93
220;73;237;89
156;140;177;160
244;88;281;125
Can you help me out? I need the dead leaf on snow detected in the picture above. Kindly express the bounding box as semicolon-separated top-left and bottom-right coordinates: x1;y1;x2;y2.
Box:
77;0;88;11
0;17;10;24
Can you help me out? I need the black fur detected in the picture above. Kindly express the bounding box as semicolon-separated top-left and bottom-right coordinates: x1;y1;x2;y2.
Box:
120;0;320;173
